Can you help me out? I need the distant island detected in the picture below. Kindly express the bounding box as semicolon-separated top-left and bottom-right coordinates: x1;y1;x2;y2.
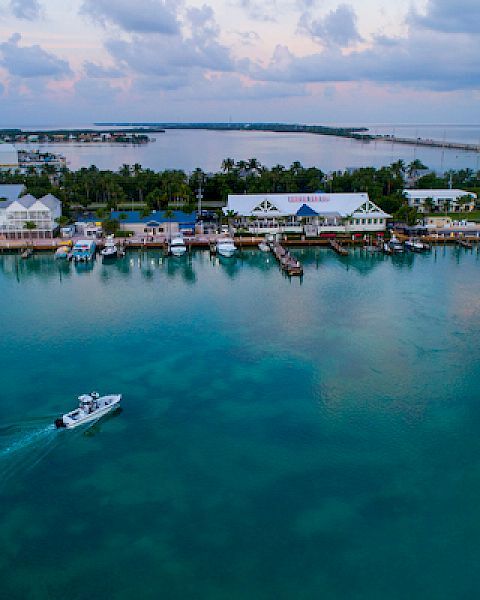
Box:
94;123;480;152
94;122;371;140
0;128;163;145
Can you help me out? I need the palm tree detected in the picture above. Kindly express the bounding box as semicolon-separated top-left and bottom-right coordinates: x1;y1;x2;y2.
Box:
24;220;37;244
163;208;175;240
407;159;427;179
221;158;235;174
247;158;261;175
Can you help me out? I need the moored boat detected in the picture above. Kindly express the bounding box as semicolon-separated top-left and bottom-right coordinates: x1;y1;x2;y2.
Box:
101;235;118;258
258;241;270;252
55;392;122;429
55;246;70;259
216;237;237;258
169;235;187;256
405;238;429;252
70;239;96;262
388;236;404;254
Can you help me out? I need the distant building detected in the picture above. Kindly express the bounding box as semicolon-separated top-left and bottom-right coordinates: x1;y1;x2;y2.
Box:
0;143;19;171
0;193;62;239
226;192;391;235
404;189;477;213
108;211;197;236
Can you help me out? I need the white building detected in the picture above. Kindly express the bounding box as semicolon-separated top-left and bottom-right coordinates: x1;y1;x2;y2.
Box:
226;192;391;235
404;189;477;213
0;193;62;239
0;143;19;171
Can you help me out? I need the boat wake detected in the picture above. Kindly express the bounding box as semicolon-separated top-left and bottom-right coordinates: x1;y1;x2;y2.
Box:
0;420;59;485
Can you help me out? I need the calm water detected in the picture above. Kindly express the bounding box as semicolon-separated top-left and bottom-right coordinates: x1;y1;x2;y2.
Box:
17;126;480;173
1;247;480;599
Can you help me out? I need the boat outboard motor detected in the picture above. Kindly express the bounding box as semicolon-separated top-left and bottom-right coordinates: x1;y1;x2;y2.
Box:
55;417;66;429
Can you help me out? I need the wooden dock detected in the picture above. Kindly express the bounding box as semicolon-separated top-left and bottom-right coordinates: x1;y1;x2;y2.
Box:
270;243;303;276
457;239;473;249
329;239;349;256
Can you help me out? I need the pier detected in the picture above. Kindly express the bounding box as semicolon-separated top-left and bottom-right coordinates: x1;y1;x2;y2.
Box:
329;240;349;256
270;243;303;276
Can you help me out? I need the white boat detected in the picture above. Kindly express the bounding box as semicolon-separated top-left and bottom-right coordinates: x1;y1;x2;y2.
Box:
216;237;237;257
258;242;270;252
101;235;117;258
55;392;122;429
388;236;404;254
405;238;429;252
169;235;187;257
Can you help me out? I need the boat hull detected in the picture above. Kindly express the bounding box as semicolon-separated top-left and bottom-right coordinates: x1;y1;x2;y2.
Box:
170;247;187;256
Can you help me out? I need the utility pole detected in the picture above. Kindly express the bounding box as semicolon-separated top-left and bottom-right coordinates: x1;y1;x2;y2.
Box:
196;178;203;217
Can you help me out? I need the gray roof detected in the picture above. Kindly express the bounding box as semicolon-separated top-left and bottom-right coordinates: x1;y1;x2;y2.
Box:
0;184;25;202
0;192;61;210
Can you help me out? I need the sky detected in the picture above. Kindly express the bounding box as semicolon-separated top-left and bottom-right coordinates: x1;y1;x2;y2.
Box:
0;0;479;126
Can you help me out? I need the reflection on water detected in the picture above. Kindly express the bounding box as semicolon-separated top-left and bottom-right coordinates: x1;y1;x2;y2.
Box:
1;246;478;283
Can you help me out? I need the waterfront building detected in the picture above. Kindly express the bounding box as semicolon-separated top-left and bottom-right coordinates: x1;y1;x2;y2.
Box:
0;143;19;171
0;193;62;239
226;193;391;235
108;211;197;237
404;189;477;213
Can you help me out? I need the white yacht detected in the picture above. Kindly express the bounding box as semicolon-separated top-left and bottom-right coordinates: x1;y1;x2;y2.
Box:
101;235;118;258
216;237;237;258
55;392;122;429
258;241;270;252
169;235;187;257
388;236;404;254
404;238;429;252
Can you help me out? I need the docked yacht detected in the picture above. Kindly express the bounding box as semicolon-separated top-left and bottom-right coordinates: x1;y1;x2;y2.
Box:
70;239;96;262
101;235;118;258
404;238;429;252
55;392;122;429
258;241;270;252
388;236;404;254
169;235;187;257
216;237;237;258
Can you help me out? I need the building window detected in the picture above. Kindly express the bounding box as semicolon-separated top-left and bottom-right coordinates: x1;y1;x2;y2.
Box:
367;219;372;224
379;219;383;224
362;219;366;225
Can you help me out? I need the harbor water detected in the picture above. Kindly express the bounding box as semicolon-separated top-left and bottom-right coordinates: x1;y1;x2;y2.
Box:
1;247;480;598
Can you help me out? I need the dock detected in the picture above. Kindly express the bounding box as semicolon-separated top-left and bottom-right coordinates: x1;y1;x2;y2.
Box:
329;239;349;256
271;243;303;276
457;239;473;249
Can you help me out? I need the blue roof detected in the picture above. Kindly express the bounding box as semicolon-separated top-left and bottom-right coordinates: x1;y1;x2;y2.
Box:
110;210;196;224
296;204;319;217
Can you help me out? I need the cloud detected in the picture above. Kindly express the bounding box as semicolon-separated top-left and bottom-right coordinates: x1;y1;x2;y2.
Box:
84;61;124;78
9;0;42;20
80;0;179;34
411;0;480;34
0;33;72;78
104;4;234;83
236;0;277;22
251;27;480;91
299;4;363;47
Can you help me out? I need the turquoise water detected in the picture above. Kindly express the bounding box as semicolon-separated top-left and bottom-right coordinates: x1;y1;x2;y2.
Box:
1;247;480;599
